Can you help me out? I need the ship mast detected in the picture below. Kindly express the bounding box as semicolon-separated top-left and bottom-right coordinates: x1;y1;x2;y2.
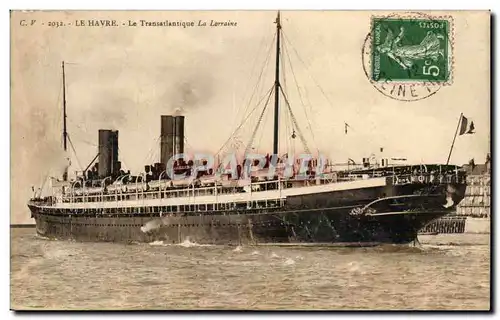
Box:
272;11;281;156
62;61;68;181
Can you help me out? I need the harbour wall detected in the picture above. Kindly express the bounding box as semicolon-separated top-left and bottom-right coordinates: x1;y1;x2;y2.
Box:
421;173;491;234
456;174;491;218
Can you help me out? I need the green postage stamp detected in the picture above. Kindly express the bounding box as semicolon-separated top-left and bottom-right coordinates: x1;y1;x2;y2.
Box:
371;15;452;83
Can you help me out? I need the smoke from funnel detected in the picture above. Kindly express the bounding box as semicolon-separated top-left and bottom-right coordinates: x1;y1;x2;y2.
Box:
84;94;133;131
164;71;214;116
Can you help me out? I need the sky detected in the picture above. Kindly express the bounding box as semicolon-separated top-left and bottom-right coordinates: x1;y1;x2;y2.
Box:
11;10;490;223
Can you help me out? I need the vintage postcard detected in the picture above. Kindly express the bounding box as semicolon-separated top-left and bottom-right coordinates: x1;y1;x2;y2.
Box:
10;10;490;311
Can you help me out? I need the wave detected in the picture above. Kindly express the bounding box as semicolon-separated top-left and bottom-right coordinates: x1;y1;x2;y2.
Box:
148;238;214;248
423;241;490;247
270;252;280;259
178;239;213;248
140;220;162;233
149;240;165;246
34;234;58;241
345;261;367;274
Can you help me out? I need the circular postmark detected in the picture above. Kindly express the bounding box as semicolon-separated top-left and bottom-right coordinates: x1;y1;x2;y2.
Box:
361;12;453;102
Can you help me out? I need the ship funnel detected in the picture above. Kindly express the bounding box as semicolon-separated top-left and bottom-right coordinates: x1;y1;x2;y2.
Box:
160;115;175;168
160;115;185;169
98;129;119;179
174;115;185;156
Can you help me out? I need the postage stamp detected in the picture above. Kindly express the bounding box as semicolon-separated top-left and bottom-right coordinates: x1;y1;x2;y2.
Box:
371;16;452;83
361;12;454;101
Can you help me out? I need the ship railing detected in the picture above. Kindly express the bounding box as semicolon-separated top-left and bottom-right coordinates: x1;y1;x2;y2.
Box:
59;174;363;204
64;181;219;204
29;197;55;206
59;170;466;204
62;178;286;205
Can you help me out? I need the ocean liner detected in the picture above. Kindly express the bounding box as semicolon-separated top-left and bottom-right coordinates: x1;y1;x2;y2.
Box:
28;12;467;246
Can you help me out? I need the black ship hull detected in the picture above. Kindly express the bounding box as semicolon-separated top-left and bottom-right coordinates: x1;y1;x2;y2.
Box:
29;182;465;246
32;207;451;246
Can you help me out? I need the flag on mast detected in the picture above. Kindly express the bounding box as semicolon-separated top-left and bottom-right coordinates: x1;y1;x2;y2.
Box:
459;115;475;135
344;122;351;134
446;113;475;165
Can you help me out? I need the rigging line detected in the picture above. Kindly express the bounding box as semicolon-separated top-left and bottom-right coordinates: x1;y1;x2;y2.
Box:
33;164;53;194
280;40;288;98
344;123;356;133
214;85;275;157
280;45;290;155
254;32;277;113
221;85;274;156
143;138;159;164
67;120;93;144
149;135;161;164
282;39;294;155
279;85;311;154
284;90;291;155
282;34;316;124
223;32;276;149
231;32;277;133
38;173;51;196
141;135;161;167
244;87;274;156
284;103;291;152
256;94;273;153
282;36;319;153
232;32;271;125
184;136;194;152
36;167;52;191
282;30;337;112
64;122;97;147
150;147;160;165
282;37;306;116
302;80;315;125
249;35;275;118
155;137;162;163
79;139;98;148
280;41;287;139
66;134;84;172
116;145;131;172
79;138;97;147
67;117;90;133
